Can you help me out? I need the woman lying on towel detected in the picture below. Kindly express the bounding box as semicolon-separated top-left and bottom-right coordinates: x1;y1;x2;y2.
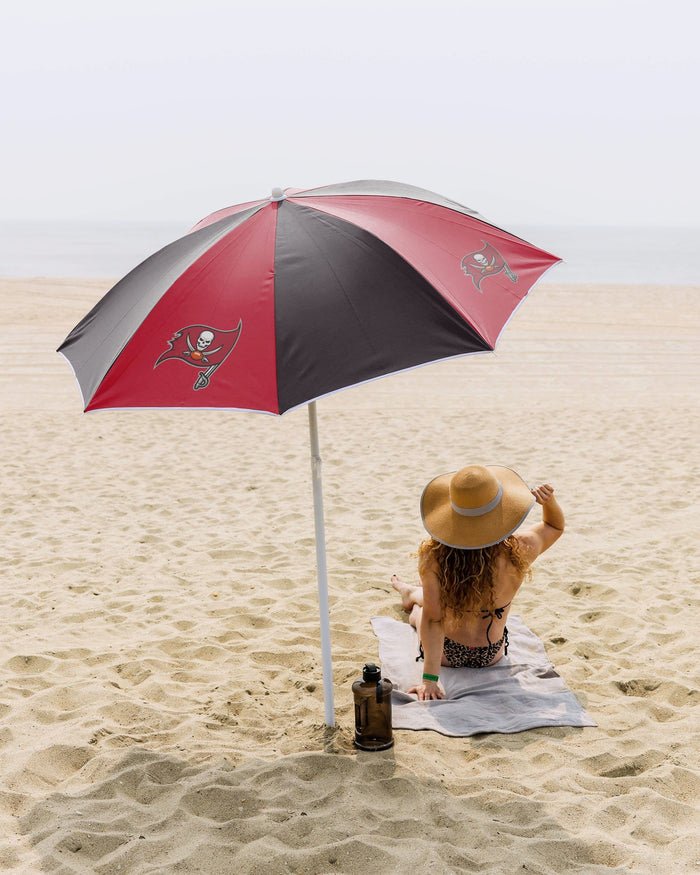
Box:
391;465;565;701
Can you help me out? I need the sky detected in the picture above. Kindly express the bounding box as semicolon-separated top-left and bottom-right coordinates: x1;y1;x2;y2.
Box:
2;0;698;229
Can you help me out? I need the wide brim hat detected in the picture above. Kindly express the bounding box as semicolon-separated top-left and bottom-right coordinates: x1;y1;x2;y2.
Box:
420;464;535;549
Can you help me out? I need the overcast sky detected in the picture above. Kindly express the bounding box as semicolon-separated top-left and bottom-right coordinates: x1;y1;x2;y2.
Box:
2;0;698;228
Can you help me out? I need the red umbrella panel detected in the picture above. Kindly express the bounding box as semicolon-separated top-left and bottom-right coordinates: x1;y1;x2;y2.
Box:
58;180;561;415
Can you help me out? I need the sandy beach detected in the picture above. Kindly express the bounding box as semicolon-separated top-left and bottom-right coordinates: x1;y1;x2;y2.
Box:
1;277;698;873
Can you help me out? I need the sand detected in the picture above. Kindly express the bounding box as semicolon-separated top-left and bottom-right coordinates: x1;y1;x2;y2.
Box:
0;277;698;873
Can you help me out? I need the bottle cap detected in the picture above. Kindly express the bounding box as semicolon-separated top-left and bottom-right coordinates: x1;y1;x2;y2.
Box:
363;663;381;682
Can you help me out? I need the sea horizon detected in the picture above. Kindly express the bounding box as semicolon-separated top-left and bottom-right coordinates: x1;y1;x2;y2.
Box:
0;220;697;285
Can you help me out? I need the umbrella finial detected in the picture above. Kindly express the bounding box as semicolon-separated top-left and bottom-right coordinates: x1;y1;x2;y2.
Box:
271;187;286;202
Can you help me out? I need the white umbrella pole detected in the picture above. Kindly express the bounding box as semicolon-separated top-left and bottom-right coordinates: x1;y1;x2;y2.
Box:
307;401;335;727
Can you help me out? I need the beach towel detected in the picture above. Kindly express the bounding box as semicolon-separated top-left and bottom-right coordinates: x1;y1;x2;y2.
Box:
371;614;597;736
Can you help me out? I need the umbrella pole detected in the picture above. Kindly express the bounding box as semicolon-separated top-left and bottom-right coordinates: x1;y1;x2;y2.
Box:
307;401;335;727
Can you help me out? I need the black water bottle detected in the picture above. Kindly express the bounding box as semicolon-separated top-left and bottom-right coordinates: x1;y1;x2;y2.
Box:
352;663;394;750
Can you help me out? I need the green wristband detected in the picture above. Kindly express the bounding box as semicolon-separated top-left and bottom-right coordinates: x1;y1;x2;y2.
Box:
422;673;439;682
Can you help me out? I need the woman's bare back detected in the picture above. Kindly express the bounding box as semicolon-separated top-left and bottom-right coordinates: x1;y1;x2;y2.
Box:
439;549;526;648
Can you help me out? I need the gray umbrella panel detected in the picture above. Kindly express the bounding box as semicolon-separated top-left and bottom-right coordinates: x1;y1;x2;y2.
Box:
58;204;265;408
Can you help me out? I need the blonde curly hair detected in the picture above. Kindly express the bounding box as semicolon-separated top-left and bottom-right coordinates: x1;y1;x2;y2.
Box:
417;536;531;624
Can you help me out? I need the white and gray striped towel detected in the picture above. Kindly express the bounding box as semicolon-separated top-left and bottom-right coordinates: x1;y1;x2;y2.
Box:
370;614;597;737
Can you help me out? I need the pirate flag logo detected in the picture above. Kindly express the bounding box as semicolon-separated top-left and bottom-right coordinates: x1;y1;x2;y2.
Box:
461;242;518;292
155;320;242;390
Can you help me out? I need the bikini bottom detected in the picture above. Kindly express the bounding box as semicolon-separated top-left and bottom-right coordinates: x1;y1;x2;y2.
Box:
417;628;508;669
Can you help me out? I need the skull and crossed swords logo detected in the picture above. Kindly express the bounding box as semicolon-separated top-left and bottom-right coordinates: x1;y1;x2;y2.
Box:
460;242;518;292
184;329;221;363
155;321;242;390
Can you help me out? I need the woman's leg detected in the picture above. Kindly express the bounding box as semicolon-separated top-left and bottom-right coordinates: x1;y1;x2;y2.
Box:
393;575;443;661
391;574;424;616
408;603;422;630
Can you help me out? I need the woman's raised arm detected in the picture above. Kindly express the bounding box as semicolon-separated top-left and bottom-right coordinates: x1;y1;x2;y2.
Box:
517;484;565;563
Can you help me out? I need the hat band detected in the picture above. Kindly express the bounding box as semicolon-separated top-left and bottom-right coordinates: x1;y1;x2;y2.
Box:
450;483;503;517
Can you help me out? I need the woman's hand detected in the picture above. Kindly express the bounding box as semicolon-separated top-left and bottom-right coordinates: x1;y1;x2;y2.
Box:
531;483;555;505
408;680;445;701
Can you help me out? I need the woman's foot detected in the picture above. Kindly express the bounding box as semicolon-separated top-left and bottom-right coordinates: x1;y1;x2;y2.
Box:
391;574;420;611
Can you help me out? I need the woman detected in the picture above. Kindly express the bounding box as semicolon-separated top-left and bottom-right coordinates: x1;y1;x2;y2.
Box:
392;464;565;701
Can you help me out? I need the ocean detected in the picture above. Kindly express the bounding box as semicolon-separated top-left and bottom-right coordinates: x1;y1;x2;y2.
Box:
0;221;697;285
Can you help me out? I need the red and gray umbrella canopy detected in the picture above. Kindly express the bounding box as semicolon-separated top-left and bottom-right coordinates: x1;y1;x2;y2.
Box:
58;180;561;414
58;180;561;727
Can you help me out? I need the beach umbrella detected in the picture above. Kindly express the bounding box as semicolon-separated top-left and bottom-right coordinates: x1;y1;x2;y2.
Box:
58;179;561;726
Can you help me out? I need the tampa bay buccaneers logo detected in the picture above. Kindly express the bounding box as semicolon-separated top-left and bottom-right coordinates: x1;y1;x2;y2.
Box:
155;321;242;390
461;243;517;292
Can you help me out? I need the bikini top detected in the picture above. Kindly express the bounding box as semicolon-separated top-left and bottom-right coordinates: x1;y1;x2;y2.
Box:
468;601;511;643
468;601;511;621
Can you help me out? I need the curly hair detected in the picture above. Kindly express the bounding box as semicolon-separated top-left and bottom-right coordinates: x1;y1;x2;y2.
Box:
417;536;531;624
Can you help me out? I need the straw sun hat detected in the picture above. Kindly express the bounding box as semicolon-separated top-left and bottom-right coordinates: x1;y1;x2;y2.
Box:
420;464;535;549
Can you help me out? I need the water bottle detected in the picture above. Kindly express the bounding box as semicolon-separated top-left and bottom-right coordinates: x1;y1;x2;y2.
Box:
352;663;394;750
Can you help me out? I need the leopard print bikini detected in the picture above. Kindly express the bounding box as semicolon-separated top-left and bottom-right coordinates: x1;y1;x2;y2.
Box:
417;602;511;669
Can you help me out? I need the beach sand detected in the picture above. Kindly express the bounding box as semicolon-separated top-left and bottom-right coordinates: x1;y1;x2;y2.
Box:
0;277;698;873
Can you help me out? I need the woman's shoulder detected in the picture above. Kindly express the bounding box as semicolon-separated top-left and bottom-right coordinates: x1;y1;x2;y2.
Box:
418;552;441;592
417;544;440;574
509;532;539;568
419;561;440;587
494;540;532;593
